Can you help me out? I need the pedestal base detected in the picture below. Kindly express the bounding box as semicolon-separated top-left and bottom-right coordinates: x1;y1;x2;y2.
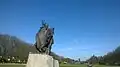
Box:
26;53;59;67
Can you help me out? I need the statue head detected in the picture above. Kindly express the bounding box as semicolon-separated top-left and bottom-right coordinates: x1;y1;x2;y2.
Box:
42;20;49;29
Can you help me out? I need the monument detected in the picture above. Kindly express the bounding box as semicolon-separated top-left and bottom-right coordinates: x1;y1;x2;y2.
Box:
26;21;59;67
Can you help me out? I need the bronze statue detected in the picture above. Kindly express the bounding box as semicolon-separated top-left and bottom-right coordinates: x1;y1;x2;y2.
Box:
34;21;54;55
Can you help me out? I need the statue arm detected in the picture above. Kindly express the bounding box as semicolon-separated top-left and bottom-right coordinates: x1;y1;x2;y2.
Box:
52;38;54;44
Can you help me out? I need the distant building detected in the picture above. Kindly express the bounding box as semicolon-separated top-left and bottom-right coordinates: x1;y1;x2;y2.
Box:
63;61;67;64
12;57;15;59
18;60;21;63
7;58;10;61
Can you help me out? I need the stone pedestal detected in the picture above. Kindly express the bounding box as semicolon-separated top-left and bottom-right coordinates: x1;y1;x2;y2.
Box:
26;53;59;67
53;60;59;67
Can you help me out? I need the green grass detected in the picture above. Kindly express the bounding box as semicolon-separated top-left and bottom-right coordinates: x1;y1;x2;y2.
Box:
0;64;25;67
0;64;120;67
60;64;86;67
93;64;120;67
60;64;120;67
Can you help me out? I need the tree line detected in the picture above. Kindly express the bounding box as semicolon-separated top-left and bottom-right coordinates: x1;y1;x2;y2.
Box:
86;46;120;66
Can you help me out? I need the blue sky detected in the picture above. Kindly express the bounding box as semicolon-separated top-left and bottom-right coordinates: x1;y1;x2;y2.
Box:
0;0;120;60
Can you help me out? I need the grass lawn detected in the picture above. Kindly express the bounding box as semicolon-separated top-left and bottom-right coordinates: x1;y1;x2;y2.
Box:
0;64;25;67
60;64;86;67
0;64;120;67
60;64;120;67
